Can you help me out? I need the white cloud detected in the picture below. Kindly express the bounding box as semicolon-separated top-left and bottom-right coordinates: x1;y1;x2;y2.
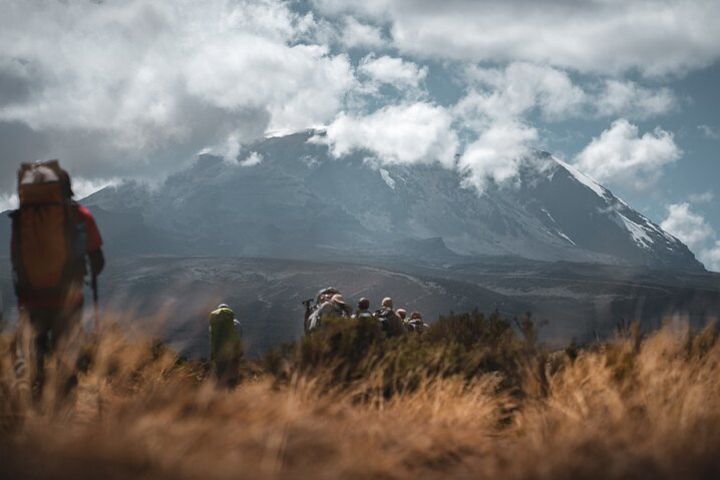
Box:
459;63;586;123
239;151;264;167
358;55;427;90
698;124;720;140
0;0;355;181
323;102;458;167
184;41;353;132
574;119;681;191
451;65;572;192
661;203;714;251
458;65;676;125
703;241;720;272
452;67;680;193
661;203;720;272
199;132;243;163
311;0;391;19
595;80;677;119
340;16;386;48
688;191;715;204
458;121;539;192
450;66;679;194
317;0;720;76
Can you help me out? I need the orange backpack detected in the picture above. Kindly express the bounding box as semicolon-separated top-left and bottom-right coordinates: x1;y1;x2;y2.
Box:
11;160;85;297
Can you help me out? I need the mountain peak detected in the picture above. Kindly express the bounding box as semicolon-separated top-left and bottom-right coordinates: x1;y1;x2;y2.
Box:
552;157;608;199
81;133;703;270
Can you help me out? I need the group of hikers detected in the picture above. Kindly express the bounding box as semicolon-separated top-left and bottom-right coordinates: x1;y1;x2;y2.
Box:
206;288;429;384
303;287;428;336
7;160;431;395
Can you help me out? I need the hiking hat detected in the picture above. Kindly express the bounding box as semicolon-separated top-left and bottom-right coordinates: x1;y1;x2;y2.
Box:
218;303;230;310
331;294;347;305
382;297;393;308
396;308;407;319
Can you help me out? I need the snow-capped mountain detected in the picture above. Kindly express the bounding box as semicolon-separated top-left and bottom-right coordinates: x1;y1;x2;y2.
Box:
83;130;703;270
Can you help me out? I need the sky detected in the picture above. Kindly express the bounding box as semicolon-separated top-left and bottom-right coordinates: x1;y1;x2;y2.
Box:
0;0;719;269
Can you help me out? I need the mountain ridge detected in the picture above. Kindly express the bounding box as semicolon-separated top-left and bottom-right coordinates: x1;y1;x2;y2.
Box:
26;129;701;271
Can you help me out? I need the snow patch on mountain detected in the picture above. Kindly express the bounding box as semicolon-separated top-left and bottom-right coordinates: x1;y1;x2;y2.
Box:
643;214;678;243
555;158;607;198
557;231;577;246
380;169;396;189
540;206;576;245
617;213;653;249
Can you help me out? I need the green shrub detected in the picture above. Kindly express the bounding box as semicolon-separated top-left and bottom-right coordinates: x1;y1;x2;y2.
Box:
264;310;542;398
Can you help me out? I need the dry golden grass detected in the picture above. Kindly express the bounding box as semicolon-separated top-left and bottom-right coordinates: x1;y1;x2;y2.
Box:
2;316;720;480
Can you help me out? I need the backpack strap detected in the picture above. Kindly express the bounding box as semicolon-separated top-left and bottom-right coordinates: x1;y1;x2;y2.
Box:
9;210;22;299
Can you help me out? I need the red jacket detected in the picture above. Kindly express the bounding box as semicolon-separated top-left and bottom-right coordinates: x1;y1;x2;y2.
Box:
77;204;103;252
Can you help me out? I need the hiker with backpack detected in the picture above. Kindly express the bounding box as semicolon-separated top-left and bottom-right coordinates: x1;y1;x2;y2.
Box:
307;293;352;332
374;297;405;337
407;311;428;333
352;297;374;321
303;286;342;334
209;303;243;386
10;160;105;397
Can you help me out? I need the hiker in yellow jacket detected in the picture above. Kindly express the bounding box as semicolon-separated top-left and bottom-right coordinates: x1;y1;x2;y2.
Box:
209;303;243;386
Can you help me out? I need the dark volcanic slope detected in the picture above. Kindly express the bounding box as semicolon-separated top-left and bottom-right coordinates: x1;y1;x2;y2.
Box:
444;259;720;338
2;255;718;357
0;256;522;358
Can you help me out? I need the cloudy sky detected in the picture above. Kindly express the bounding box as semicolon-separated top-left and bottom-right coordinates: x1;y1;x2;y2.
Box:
1;0;719;268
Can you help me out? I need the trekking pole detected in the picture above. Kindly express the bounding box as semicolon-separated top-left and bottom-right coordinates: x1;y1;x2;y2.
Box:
91;273;100;333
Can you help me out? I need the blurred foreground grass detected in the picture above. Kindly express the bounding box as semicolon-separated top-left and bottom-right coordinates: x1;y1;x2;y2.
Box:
2;311;720;479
